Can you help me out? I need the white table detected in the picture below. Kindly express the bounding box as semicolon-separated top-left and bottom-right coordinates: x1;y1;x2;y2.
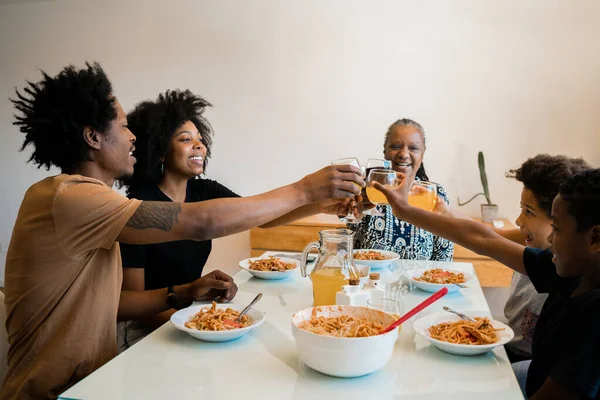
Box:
60;254;524;400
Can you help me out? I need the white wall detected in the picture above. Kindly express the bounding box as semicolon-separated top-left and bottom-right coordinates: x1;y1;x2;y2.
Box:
1;0;599;282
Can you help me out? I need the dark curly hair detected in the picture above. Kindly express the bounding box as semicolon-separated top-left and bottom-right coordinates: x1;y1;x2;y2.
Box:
122;90;213;193
384;118;429;181
559;169;600;231
506;154;591;217
11;62;116;172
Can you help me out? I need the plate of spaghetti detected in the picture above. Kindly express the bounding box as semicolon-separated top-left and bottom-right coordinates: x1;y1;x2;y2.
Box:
352;249;399;270
291;305;398;377
413;311;514;356
239;256;299;280
405;268;474;294
170;301;265;342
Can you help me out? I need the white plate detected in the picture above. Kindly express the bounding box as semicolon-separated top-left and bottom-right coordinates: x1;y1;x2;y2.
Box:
405;268;474;294
352;249;399;270
170;303;265;342
238;256;300;280
413;311;514;356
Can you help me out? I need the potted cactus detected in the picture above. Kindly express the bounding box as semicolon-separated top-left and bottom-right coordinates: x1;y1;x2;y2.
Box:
458;151;499;222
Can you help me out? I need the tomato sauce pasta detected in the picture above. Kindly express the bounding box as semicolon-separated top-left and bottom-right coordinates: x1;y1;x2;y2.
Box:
428;317;502;345
416;269;466;284
354;250;386;261
185;302;251;331
298;315;383;337
249;256;296;272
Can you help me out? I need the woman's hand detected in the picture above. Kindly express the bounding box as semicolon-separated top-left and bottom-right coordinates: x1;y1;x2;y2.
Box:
298;165;365;202
184;270;238;302
318;196;368;220
318;198;351;216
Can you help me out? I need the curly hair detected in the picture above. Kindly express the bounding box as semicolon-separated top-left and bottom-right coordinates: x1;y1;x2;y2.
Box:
506;154;591;217
384;118;429;181
559;169;600;231
122;90;213;193
11;62;116;172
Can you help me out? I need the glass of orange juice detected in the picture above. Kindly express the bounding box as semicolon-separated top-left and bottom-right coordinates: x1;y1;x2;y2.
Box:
331;158;364;225
408;181;438;211
365;169;397;217
362;159;391;216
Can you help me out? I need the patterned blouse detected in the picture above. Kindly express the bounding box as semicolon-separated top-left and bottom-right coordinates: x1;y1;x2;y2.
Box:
352;181;454;261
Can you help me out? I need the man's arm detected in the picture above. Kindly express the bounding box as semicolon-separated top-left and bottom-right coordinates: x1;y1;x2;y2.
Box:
375;180;527;275
258;197;358;229
117;165;363;244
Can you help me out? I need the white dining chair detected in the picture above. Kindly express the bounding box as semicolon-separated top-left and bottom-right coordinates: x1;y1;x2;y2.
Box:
482;286;510;323
0;291;8;384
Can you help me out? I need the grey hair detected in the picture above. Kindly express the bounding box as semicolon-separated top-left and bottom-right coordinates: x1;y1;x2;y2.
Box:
383;118;429;181
383;118;426;148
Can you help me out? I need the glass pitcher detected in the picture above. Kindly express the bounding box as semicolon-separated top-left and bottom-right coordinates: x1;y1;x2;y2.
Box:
300;228;360;306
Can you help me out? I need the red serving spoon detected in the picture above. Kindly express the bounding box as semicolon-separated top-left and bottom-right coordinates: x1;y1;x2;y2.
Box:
380;287;448;334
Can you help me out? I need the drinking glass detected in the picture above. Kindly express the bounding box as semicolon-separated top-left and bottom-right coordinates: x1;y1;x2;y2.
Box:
331;157;364;226
365;169;397;217
364;158;392;176
408;181;438;211
367;298;402;319
362;159;392;216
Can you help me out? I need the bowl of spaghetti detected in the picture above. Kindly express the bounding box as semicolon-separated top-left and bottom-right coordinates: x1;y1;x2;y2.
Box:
413;311;514;356
170;301;265;342
352;249;399;270
405;268;474;294
238;256;299;280
291;305;398;377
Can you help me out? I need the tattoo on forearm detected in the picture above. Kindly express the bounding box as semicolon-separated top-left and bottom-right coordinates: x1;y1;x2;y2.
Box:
126;202;182;231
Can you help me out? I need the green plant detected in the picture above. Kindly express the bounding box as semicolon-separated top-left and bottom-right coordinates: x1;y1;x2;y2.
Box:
458;151;494;206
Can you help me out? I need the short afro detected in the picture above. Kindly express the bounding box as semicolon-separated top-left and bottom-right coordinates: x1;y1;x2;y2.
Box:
506;154;591;216
11;62;116;171
559;169;600;231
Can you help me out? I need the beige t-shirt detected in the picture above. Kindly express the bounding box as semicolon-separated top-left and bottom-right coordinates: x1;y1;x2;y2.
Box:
0;175;141;399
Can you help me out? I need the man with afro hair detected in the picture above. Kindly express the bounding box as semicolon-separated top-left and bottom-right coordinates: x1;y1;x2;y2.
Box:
1;63;364;398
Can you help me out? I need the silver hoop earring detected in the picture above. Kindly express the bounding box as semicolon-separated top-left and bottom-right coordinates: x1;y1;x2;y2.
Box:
160;162;164;175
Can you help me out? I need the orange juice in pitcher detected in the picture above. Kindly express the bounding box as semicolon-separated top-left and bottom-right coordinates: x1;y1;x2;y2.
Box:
311;267;349;306
301;229;359;306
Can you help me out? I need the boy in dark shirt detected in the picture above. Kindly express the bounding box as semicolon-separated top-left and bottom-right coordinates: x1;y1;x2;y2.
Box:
375;168;600;399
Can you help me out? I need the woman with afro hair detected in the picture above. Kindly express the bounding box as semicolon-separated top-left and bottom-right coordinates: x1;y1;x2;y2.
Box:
117;90;360;350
